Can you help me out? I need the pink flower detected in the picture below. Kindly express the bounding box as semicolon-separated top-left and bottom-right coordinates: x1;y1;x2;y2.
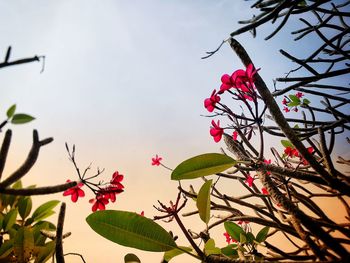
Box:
261;187;269;195
100;186;123;203
238;220;249;225
152;155;162;166
294;108;298;112
284;146;298;158
232;64;258;92
219;74;235;94
204;89;221;112
232;131;238;141
210;120;224;143
283;107;290;113
223;232;237;244
140;211;145;216
296;92;304;98
63;180;85;203
282;98;287;105
245;174;255;187
110;171;124;189
89;195;109;212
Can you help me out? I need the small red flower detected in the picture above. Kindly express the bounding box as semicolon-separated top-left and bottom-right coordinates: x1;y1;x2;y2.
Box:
294;107;298;112
223;232;237;244
261;187;269;195
152;155;162;166
232;131;238;141
210;120;224;143
296;92;304;98
110;171;124;189
140;211;145;216
219;74;235;94
63;180;85;203
245;174;255;187
283;107;290;113
282;98;287;105
238;220;249;225
204;89;221;112
100;186;123;203
89;195;109;212
284;146;298;158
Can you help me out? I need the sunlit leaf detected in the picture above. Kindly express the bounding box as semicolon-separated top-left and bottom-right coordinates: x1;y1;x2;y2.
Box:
204;238;221;256
163;246;192;262
11;113;35;124
256;226;269;243
280;140;293;148
14;226;34;262
6;104;16;118
224;222;245;242
124;253;141;263
196;179;212;224
86;210;177;252
31;200;59;222
171;153;236;180
288;94;300;103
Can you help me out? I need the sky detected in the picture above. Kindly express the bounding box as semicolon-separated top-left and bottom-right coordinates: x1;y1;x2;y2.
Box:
1;1;349;262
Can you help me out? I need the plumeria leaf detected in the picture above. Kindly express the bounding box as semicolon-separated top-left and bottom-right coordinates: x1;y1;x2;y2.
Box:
3;209;18;231
11;113;35;124
196;179;212;224
256;226;270;243
288;94;300;103
34;241;56;263
171;153;236;180
18;197;32;220
14;226;35;262
0;213;4;230
6;104;16;118
163;246;192;262
224;222;245;242
31;200;59;222
302;98;310;105
86;210;177;252
246;232;255;244
204;239;221;256
287;101;300;107
0;240;14;259
221;244;238;257
240;233;247;244
280;140;293;148
124;253;141;263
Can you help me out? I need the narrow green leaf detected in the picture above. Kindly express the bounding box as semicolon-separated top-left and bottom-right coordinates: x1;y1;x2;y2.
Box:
196;180;212;224
34;241;56;263
14;226;35;262
280;140;293;148
18;197;32;220
11;113;35;124
6;104;16;118
31;200;59;222
204;238;221;256
163;246;192;262
224;222;245;242
124;253;141;263
0;240;14;259
256;226;270;243
3;209;18;231
86;210;177;252
171;153;236;180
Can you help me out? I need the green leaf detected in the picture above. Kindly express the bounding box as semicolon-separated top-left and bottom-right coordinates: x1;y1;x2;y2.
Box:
163;246;192;262
31;200;59;222
221;244;238;257
14;226;35;262
196;180;212;224
0;240;14;259
256;226;269;243
0;213;3;230
224;222;245;242
280;140;293;148
6;104;16;118
11;113;35;124
34;241;56;263
32;221;56;246
288;94;300;103
18;197;32;220
204;238;221;256
302;98;310;105
3;209;18;231
240;232;247;244
124;253;141;263
246;232;255;244
287;101;300;107
171;153;236;180
86;210;177;252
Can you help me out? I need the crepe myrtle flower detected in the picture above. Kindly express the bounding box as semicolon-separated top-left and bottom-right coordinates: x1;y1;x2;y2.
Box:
210;119;224;143
62;179;85;203
204;89;221;112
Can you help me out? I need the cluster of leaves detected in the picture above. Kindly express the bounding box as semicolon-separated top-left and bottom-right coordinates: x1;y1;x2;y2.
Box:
0;181;59;263
5;105;35;125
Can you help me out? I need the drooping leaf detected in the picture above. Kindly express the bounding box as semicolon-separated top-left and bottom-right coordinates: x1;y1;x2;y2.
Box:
280;140;293;148
31;200;59;222
11;113;35;124
86;210;177;252
34;241;56;263
14;226;35;262
163;246;192;262
204;239;221;256
196;179;212;224
18;197;32;220
256;226;270;243
6;104;16;118
221;244;238;258
3;209;18;231
171;153;236;180
224;222;245;242
124;253;141;263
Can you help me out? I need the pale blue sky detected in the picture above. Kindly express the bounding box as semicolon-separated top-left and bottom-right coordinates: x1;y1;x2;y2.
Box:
1;1;348;262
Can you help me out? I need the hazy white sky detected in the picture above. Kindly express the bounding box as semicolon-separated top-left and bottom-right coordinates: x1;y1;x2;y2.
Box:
1;1;348;262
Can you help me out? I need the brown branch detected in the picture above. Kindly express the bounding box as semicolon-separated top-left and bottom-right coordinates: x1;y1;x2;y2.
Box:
55;202;66;263
0;181;77;195
0;129;12;180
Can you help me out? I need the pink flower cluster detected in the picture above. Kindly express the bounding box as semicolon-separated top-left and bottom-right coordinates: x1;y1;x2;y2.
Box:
63;171;124;212
282;92;304;112
284;146;314;165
